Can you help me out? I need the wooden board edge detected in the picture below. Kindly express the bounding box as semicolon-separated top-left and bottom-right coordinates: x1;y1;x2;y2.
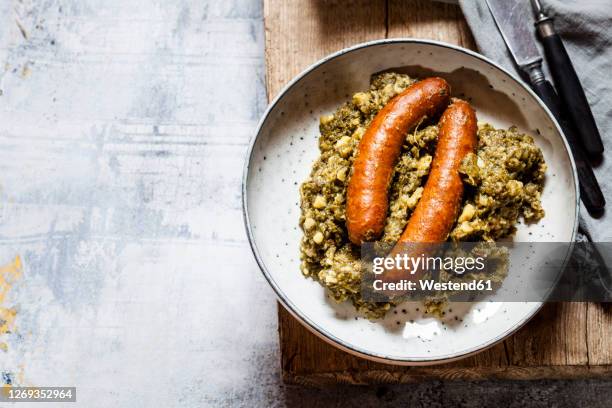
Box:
282;365;612;386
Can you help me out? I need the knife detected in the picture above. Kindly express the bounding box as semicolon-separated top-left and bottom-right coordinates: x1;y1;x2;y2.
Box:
485;0;605;214
531;0;604;157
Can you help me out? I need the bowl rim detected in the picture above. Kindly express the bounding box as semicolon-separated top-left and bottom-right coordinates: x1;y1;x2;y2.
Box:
242;38;580;364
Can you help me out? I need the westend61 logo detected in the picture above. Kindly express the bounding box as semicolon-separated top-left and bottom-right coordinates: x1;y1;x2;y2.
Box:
370;276;494;293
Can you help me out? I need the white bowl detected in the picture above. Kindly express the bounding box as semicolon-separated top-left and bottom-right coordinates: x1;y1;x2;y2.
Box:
243;39;578;364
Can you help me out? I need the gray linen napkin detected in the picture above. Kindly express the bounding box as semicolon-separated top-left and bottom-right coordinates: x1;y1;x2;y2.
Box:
458;0;612;241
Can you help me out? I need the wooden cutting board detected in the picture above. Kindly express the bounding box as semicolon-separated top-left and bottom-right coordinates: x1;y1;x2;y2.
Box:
263;0;612;385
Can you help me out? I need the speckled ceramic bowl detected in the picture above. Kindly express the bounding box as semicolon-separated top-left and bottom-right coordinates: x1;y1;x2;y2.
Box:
243;39;578;365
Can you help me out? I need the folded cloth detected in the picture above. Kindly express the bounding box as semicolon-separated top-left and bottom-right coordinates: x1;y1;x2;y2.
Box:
458;0;612;241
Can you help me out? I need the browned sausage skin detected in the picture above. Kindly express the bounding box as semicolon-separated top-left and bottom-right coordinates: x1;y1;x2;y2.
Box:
396;98;478;245
381;99;478;290
346;77;451;245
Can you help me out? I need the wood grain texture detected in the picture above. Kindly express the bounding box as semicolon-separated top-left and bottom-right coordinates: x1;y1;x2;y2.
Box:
265;0;612;384
387;0;476;49
264;0;386;98
587;302;612;365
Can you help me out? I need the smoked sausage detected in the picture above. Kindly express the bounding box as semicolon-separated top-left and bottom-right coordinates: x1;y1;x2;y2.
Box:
346;77;451;245
380;99;478;294
396;98;477;245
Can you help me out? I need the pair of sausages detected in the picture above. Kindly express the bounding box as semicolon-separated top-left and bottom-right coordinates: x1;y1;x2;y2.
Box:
346;77;477;247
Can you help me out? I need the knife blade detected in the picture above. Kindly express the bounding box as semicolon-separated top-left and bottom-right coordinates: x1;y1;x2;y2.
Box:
486;0;543;69
485;0;605;214
531;0;604;157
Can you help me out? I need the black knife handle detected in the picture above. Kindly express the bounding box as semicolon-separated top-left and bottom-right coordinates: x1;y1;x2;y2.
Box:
531;79;605;214
540;32;604;157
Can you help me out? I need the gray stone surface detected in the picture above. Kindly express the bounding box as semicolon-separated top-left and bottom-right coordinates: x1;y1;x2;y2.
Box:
0;0;608;406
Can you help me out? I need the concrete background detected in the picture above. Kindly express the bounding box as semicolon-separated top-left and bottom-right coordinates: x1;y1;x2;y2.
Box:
0;0;609;406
